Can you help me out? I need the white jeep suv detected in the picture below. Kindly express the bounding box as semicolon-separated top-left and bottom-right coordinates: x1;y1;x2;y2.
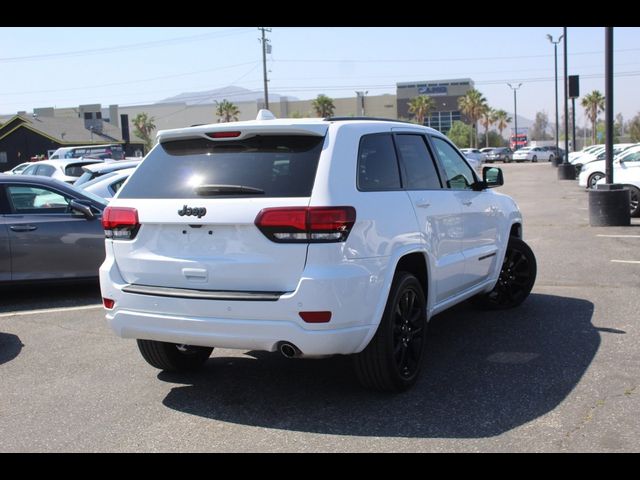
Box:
100;112;536;392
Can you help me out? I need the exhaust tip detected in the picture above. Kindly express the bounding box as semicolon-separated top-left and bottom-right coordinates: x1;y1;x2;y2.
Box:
279;342;301;359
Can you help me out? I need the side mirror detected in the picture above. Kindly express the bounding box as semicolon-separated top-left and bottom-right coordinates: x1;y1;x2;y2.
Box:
483;166;504;188
70;199;95;219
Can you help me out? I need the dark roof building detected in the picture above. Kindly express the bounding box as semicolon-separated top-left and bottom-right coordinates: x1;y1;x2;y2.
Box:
0;111;143;170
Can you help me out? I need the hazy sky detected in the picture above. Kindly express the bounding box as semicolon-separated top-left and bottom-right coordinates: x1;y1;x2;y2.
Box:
1;26;638;126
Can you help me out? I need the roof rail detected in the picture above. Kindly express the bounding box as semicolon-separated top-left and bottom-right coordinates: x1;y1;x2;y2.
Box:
324;116;417;125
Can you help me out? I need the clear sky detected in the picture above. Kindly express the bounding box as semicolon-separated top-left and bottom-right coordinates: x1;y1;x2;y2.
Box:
1;26;639;127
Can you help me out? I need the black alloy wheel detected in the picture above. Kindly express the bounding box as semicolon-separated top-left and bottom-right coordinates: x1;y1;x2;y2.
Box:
628;185;640;217
353;272;427;392
473;237;537;310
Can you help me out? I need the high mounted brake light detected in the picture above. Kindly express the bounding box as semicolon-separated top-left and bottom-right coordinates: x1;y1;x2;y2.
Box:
255;207;356;243
205;131;241;139
102;206;140;240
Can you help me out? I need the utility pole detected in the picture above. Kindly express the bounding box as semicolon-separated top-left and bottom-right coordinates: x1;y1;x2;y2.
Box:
259;27;272;110
557;27;575;179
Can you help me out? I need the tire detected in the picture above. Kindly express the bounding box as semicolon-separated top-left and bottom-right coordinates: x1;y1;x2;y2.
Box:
137;339;213;372
353;272;427;392
472;237;537;310
588;172;605;189
627;185;640;217
532;155;538;163
548;154;554;163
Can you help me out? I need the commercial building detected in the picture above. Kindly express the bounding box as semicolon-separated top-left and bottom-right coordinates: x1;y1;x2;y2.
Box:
396;78;474;133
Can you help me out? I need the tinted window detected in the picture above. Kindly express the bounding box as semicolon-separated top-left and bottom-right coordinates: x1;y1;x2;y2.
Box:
118;135;324;199
65;163;96;177
431;137;476;190
395;134;441;190
22;164;38;175
6;185;70;214
35;164;56;176
357;133;401;191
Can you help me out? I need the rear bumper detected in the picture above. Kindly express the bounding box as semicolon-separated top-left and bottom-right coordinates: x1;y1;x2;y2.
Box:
99;253;388;356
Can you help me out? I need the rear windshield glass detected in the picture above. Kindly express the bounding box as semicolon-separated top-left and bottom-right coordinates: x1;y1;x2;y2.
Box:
118;135;324;199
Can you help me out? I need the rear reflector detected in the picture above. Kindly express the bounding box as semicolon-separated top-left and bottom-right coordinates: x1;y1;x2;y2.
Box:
102;206;140;240
103;298;115;309
299;311;332;323
255;206;356;243
206;131;241;138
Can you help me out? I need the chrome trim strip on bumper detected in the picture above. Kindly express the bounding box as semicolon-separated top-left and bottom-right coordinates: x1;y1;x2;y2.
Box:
121;284;285;301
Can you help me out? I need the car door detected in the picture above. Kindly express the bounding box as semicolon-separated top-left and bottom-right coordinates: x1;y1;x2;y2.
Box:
0;187;11;281
3;183;105;281
392;132;466;304
429;136;503;292
616;150;640;183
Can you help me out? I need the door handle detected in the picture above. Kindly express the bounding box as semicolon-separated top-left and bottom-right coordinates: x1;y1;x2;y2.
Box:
462;201;473;206
9;225;38;232
416;201;431;208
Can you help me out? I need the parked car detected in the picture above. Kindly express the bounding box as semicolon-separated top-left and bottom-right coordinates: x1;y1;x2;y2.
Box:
99;111;537;392
3;162;33;175
459;148;487;162
578;145;640;190
568;144;604;164
0;175;107;284
74;159;142;187
20;158;104;184
512;146;553;163
572;143;637;173
540;146;565;162
80;167;136;200
484;147;513;163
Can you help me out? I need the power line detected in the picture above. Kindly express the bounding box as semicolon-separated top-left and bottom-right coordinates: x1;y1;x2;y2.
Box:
0;28;255;64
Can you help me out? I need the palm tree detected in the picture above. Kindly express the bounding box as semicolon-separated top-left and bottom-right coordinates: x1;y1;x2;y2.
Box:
215;99;240;123
132;112;156;153
494;109;512;145
407;95;435;126
480;107;498;148
458;89;488;148
581;90;605;145
312;94;336;118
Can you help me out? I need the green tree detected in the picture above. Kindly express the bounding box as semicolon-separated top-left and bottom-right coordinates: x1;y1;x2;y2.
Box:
407;95;435;126
629;113;640;142
215;99;240;123
530;111;551;140
312;94;336;118
581;90;606;145
493;109;512;143
447;120;473;148
480;107;497;148
132;112;156;153
458;89;488;148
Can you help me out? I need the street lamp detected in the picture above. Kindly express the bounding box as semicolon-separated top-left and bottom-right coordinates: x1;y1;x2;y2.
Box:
547;33;564;166
507;83;522;150
356;90;368;116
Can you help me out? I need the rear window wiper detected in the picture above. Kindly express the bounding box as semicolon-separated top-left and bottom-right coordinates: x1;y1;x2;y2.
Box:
194;184;265;195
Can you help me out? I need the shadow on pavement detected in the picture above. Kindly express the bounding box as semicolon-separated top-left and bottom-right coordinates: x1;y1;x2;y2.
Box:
159;293;597;438
0;332;24;366
0;281;101;314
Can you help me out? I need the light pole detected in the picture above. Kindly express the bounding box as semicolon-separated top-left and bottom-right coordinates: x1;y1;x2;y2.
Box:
356;90;368;116
507;83;522;150
547;33;564;166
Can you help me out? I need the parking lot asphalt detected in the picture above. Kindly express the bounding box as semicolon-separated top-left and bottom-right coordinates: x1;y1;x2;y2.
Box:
1;162;639;452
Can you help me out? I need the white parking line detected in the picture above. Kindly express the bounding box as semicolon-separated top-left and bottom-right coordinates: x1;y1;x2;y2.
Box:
0;304;102;318
597;234;640;238
610;260;640;264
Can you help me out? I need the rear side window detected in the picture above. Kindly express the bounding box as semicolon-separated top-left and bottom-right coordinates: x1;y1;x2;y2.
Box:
118;135;324;199
35;164;56;176
395;134;442;190
357;133;401;191
65;163;94;177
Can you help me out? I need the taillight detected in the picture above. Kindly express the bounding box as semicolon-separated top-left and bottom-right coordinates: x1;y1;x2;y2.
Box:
102;206;140;240
206;131;241;138
255;206;356;243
